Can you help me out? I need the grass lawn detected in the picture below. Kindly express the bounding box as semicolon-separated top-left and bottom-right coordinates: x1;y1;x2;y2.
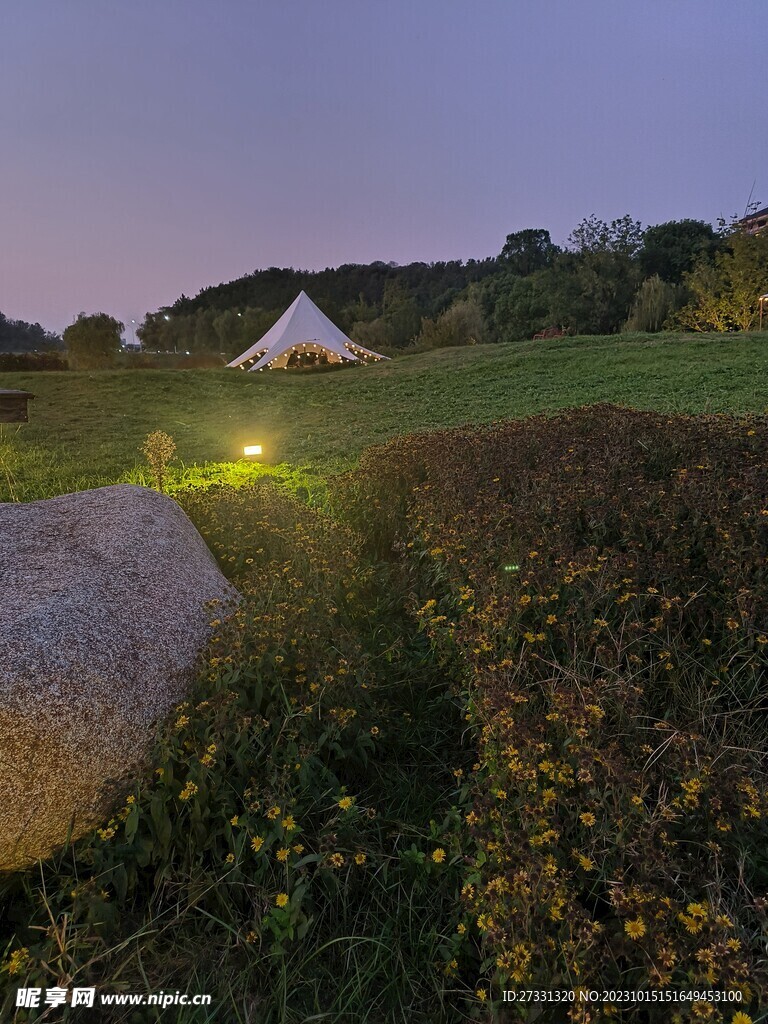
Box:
1;331;767;501
2;334;768;1020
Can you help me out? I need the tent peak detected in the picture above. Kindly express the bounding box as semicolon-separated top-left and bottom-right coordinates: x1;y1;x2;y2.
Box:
227;290;388;372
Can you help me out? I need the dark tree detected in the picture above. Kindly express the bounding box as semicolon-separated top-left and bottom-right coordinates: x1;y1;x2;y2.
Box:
640;219;721;283
568;214;644;258
483;271;552;340
63;312;124;369
0;312;63;353
499;229;559;276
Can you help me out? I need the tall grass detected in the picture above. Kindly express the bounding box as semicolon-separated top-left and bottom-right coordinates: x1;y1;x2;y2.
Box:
1;483;478;1022
3;375;768;1020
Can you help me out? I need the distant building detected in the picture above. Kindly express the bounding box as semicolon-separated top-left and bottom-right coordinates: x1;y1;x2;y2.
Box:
740;204;768;235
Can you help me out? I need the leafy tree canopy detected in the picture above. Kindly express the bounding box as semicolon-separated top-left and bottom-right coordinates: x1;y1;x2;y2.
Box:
640;219;721;283
499;229;559;276
414;291;486;350
135;209;760;354
0;312;63;354
674;230;768;332
140;260;498;356
63;312;124;369
568;214;644;258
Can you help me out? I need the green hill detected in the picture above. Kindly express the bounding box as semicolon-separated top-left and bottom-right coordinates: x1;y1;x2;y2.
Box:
1;330;766;501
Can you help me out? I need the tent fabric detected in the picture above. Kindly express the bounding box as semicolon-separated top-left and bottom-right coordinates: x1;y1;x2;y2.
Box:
227;291;388;371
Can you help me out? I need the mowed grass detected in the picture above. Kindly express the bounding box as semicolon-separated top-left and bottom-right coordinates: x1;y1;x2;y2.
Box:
1;331;767;501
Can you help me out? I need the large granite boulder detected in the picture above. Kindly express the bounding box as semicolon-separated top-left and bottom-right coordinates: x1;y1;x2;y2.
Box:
0;484;238;871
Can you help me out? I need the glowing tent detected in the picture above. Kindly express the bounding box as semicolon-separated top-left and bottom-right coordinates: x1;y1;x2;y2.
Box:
227;291;388;371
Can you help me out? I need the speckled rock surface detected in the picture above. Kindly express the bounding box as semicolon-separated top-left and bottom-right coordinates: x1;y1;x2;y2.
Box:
0;484;238;871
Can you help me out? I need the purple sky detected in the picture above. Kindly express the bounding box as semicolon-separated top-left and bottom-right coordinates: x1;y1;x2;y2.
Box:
2;0;766;335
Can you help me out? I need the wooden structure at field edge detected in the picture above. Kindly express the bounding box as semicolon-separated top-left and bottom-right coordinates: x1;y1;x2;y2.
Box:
0;390;35;423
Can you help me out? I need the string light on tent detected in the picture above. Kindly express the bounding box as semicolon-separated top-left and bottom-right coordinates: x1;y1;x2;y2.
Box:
225;291;388;372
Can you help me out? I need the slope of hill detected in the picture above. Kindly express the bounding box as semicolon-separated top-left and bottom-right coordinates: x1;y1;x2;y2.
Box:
1;330;766;502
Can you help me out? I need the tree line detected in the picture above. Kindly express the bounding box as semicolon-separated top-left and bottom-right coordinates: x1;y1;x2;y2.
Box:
10;211;765;366
0;313;62;354
134;213;767;358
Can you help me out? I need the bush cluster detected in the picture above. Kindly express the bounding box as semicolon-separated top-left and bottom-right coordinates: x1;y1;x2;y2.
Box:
1;482;474;1021
0;352;67;372
4;404;767;1021
339;404;768;1020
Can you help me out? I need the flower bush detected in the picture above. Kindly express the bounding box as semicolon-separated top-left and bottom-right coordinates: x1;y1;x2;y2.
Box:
339;404;768;1020
5;404;767;1021
1;480;474;1021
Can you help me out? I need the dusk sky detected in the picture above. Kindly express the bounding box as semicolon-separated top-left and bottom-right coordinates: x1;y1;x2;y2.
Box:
2;0;766;335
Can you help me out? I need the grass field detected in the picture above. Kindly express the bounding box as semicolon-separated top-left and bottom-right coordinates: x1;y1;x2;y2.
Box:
1;331;767;502
2;334;767;1022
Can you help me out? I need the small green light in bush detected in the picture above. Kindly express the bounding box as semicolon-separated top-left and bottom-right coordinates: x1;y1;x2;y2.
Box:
503;563;520;573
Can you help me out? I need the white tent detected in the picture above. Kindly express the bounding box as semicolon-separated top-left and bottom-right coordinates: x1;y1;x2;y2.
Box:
227;291;388;371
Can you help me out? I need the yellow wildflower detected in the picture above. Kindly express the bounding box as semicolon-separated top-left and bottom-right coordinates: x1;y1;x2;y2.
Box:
625;918;646;940
7;948;30;975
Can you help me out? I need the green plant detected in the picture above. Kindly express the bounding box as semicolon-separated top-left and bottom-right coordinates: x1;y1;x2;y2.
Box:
340;404;768;1019
624;274;685;332
140;430;176;493
1;482;477;1022
674;230;768;332
63;312;123;370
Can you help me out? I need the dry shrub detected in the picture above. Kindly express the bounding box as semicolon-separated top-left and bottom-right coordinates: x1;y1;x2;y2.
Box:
140;430;176;493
